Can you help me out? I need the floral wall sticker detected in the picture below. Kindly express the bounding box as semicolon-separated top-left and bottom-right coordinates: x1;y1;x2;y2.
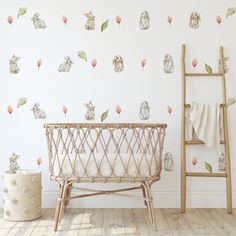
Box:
141;59;146;70
216;15;222;26
58;56;73;72
7;105;13;116
101;110;109;122
226;8;236;18
139;11;150;30
218;57;229;74
7;16;13;25
205;63;213;73
9;55;20;74
218;153;226;172
167;105;172;117
37;157;42;168
192;157;198;166
91;59;97;69
115;105;121;116
113;55;124;72
115;15;121;27
192;59;198;70
139;101;150;120
31;103;46;119
167;16;172;27
84;11;95;30
31;13;47;29
62;105;68;117
164;152;174;172
17;97;27;109
205;161;213;173
84;101;95;121
37;59;42;71
163;54;174;73
78;51;87;62
62;16;68;27
17;7;27;18
227;98;236;107
189;12;201;29
101;20;109;32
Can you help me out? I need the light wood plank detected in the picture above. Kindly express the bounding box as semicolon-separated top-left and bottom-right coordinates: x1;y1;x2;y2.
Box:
131;209;150;236
87;209;104;236
123;208;138;236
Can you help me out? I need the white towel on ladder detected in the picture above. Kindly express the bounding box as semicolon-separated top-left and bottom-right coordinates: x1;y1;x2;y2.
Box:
186;102;221;154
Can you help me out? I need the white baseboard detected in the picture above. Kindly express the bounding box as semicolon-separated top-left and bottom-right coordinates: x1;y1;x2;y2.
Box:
1;189;235;208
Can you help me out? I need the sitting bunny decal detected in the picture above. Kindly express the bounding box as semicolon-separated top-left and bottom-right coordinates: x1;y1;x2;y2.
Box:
84;101;95;121
31;103;46;119
58;57;73;72
139;11;150;30
189;12;201;29
31;12;47;29
163;54;174;73
84;11;95;30
218;57;229;74
9;55;20;74
139;101;150;120
113;55;124;72
9;153;20;174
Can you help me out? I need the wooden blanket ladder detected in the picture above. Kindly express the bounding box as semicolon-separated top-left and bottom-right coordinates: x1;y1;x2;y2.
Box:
181;44;232;213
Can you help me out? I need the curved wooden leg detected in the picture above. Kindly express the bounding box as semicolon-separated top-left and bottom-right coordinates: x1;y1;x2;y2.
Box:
64;182;72;213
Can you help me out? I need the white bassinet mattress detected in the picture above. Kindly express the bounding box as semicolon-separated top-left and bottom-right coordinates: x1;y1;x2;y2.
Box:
53;153;161;178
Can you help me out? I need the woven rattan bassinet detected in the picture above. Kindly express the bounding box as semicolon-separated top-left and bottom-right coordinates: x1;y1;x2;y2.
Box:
44;123;167;231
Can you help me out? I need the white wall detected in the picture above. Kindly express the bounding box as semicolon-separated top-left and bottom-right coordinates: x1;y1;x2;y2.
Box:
0;0;236;208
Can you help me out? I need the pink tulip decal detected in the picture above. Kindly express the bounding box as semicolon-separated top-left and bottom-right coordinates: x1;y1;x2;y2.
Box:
37;157;42;167
216;15;222;25
116;15;121;26
192;59;198;69
62;105;67;117
115;105;121;115
167;105;172;117
167;16;172;26
63;16;68;27
37;59;42;70
141;59;146;70
7;16;13;25
91;59;97;69
7;105;13;116
192;157;198;166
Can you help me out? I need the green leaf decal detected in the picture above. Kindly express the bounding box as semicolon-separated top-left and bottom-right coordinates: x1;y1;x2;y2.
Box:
17;7;27;18
101;20;109;32
205;161;212;173
101;110;109;122
226;8;236;18
77;51;87;62
227;98;236;107
205;63;212;74
17;97;27;108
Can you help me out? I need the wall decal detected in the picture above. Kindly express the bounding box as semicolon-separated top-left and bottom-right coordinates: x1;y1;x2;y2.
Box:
7;105;13;116
227;98;236;107
37;157;42;168
167;16;172;27
101;20;109;32
164;152;174;171
139;11;150;30
78;51;87;62
9;153;20;173
91;59;97;69
37;59;42;70
9;55;20;74
192;157;198;166
58;56;73;72
31;103;46;119
31;13;47;29
218;153;226;172
7;16;13;25
62;105;67;117
218;57;229;74
113;55;124;72
216;15;222;25
167;105;172;117
189;12;201;29
205;161;213;173
226;8;236;18
141;59;146;70
17;97;27;109
62;16;68;27
116;15;121;26
163;54;174;73
192;59;198;69
139;101;150;120
84;101;95;121
205;63;212;73
17;7;27;18
115;105;121;116
101;110;109;122
84;11;95;30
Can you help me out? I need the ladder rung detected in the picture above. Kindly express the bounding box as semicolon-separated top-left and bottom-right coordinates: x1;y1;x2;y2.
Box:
185;140;226;145
185;73;222;77
186;172;227;177
185;103;225;108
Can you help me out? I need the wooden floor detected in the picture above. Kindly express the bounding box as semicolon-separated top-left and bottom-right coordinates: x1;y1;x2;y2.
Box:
1;208;236;235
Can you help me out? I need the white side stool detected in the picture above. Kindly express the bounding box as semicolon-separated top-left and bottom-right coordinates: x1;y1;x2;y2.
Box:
3;169;42;221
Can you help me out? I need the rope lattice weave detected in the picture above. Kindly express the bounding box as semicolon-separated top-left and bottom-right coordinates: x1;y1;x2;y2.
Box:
44;123;167;182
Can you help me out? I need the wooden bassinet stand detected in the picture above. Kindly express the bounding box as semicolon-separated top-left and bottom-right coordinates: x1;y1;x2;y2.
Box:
44;123;167;231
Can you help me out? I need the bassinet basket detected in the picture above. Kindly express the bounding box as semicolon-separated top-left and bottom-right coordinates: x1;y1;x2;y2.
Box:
44;123;167;231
